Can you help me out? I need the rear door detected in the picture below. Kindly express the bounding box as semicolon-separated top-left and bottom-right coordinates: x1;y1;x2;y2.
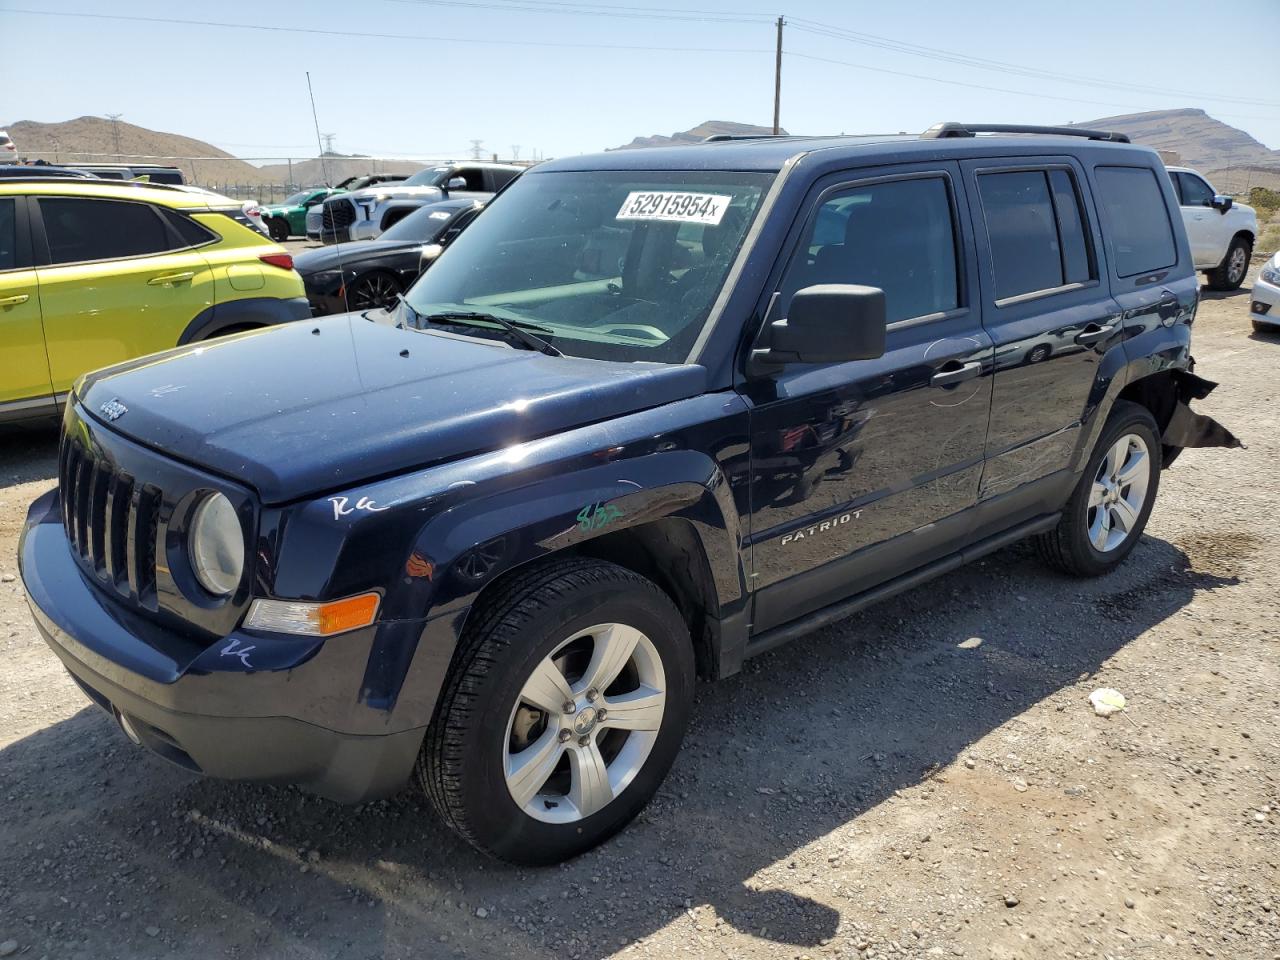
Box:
0;195;54;415
742;163;994;634
31;196;216;393
960;157;1122;510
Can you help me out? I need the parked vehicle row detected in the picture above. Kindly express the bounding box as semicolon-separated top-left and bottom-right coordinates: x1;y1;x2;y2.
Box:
296;198;484;314
304;174;408;240
18;123;1240;868
316;161;520;243
0;177;307;422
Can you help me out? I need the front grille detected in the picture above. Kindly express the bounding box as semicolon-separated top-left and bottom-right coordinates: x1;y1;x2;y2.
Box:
321;199;356;231
59;438;162;604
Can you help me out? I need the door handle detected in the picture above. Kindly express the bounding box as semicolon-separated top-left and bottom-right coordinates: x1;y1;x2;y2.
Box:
0;293;30;307
930;360;983;387
1074;323;1115;346
147;271;195;286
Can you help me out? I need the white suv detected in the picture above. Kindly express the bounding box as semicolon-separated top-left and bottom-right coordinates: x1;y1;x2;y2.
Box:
319;162;521;243
1166;166;1257;290
0;129;17;164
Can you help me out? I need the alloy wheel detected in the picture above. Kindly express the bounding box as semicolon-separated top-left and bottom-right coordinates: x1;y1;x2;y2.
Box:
504;623;666;824
348;273;400;310
1228;245;1248;285
1087;433;1151;553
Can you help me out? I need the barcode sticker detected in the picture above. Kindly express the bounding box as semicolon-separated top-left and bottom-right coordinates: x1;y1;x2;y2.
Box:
616;191;732;226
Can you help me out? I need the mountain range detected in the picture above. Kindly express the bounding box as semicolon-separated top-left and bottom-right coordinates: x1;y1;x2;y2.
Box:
6;109;1277;193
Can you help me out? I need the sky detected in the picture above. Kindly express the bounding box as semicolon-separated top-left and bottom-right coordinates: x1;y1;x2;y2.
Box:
2;0;1278;164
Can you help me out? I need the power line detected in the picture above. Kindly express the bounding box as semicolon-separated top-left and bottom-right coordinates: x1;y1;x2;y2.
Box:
1;8;770;54
387;0;770;24
783;50;1280;122
787;18;1280;109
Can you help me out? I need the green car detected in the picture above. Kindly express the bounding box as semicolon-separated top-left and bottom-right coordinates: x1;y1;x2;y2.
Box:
261;188;340;242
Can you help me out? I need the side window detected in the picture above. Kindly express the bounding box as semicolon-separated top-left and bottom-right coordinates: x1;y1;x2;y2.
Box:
39;197;172;265
978;171;1062;299
1094;166;1178;278
0;198;16;270
488;168;519;191
1176;172;1214;207
783;176;959;325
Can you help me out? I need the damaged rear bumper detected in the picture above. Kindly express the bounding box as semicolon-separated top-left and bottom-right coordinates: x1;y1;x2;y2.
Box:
1162;369;1242;464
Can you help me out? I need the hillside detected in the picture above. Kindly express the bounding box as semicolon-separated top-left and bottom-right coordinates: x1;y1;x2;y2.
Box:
1078;108;1280;189
614;120;787;150
6;117;271;186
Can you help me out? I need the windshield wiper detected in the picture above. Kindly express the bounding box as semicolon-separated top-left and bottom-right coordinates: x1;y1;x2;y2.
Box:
421;310;563;357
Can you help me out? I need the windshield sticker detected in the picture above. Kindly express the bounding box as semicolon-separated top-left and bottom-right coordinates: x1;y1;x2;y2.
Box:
428;211;451;219
616;191;732;226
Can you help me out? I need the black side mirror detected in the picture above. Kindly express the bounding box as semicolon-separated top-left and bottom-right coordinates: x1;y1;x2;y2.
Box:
1212;194;1234;213
751;284;887;374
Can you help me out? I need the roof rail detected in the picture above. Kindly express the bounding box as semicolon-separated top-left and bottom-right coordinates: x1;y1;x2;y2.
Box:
0;174;190;189
702;133;787;143
921;122;1130;143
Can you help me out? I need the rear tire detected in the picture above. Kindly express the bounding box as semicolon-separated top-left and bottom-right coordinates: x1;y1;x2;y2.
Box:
267;217;290;243
418;558;694;865
1035;401;1161;577
1207;235;1251;291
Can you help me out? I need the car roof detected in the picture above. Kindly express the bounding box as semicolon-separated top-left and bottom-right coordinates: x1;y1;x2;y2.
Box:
0;178;218;208
534;132;1150;174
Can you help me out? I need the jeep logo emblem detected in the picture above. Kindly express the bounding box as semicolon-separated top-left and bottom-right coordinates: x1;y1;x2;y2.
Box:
99;398;128;422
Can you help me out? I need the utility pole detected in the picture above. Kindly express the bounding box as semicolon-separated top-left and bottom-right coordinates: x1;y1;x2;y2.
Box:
772;16;784;136
469;139;484;160
106;113;123;159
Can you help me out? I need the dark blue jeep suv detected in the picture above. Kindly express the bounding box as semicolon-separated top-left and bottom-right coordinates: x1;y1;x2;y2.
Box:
20;123;1237;865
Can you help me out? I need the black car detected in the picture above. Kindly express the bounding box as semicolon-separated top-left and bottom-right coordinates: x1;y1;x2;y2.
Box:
21;123;1239;867
296;198;484;314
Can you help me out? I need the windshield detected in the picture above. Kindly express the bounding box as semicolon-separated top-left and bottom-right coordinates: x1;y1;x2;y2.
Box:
281;191;313;205
405;170;770;363
402;166;454;188
380;204;468;243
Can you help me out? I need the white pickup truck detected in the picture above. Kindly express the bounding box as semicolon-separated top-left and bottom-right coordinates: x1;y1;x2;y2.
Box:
1167;166;1257;290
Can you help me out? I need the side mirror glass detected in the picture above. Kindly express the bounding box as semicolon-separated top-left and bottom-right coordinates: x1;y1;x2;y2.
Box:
751;284;887;374
1212;194;1234;213
446;176;468;190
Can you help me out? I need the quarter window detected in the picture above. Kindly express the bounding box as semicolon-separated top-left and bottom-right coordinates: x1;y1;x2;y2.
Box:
978;168;1095;301
1094;166;1178;278
39;197;172;265
784;176;959;325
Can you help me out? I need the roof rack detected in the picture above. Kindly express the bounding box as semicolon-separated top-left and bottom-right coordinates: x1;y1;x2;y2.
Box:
702;133;798;143
921;122;1130;143
0;173;188;189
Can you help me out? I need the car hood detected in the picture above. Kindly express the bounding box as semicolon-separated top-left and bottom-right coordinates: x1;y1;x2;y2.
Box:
75;314;707;504
294;240;425;274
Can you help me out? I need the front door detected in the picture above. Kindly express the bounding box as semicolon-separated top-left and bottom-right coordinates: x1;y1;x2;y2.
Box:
0;196;53;414
32;195;215;393
742;165;993;635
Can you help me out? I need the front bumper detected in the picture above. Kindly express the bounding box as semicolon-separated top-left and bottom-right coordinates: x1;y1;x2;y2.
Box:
18;490;425;802
1251;274;1279;328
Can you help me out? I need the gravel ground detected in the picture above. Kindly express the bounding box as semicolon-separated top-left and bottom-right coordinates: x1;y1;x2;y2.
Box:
0;271;1277;960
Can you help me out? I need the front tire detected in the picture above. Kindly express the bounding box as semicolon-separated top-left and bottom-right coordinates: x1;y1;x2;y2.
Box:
1035;401;1161;577
346;271;401;311
267;216;290;243
1207;235;1251;291
419;558;695;865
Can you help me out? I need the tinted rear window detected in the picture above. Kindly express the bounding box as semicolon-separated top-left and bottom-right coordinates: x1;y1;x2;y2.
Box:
161;208;217;247
39;197;172;264
979;171;1063;300
1094;166;1177;278
0;198;16;269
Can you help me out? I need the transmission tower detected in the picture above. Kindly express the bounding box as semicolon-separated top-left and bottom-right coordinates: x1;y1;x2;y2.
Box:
470;139;484;160
106;113;123;159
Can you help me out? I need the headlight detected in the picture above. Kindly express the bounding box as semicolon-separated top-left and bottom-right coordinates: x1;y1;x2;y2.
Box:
1262;266;1280;285
189;492;244;596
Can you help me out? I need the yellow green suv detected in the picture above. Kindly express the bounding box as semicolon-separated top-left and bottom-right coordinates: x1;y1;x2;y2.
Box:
0;177;309;424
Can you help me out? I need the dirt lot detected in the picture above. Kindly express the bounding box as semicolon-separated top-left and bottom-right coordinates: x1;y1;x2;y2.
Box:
1;274;1277;960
